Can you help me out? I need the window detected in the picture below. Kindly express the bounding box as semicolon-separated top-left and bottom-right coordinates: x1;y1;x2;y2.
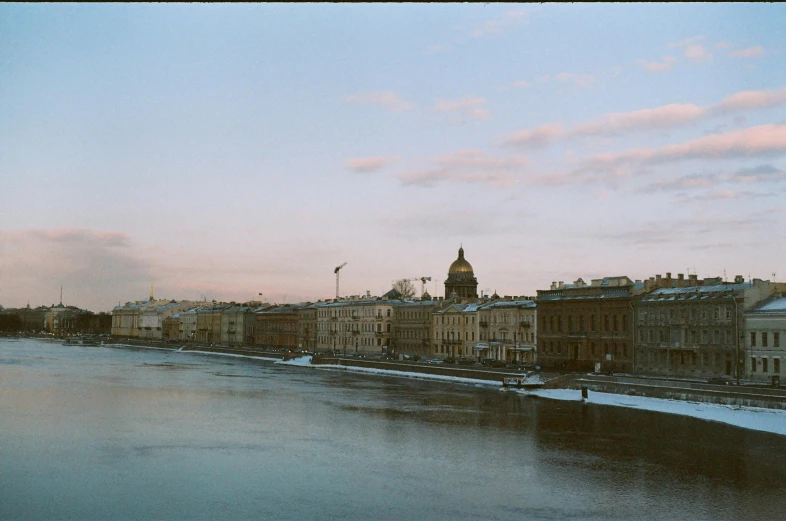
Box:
762;332;768;347
751;357;757;372
775;332;780;348
775;358;781;374
751;332;756;347
763;358;769;372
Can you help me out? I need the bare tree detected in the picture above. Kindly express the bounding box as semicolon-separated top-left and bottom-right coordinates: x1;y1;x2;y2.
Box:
391;279;416;300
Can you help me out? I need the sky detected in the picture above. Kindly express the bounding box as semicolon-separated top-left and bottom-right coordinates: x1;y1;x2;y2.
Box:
1;4;785;312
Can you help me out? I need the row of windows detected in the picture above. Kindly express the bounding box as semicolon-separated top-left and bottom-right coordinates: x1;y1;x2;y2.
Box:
750;331;782;348
638;328;734;345
318;336;385;346
540;314;628;333
638;307;732;325
435;316;476;326
436;345;470;356
318;323;389;333
643;351;727;368
479;332;534;342
318;309;392;318
435;331;476;341
542;341;629;358
751;357;781;373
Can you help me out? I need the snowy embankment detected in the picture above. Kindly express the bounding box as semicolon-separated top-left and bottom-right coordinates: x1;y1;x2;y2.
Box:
528;388;786;436
277;355;500;386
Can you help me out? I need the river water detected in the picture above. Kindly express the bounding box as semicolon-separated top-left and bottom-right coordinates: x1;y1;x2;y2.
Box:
2;338;785;520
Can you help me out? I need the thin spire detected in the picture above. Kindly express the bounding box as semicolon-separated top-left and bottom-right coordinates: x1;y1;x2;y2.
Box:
60;285;63;306
150;283;154;302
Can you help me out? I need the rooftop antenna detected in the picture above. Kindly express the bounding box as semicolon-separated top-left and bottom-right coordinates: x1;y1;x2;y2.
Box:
60;285;63;306
723;269;726;282
149;283;154;301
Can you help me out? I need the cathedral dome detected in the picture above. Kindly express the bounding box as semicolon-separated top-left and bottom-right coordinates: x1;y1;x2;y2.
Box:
448;246;474;274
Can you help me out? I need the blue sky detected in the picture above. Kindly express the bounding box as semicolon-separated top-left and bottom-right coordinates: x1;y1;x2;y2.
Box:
2;4;785;311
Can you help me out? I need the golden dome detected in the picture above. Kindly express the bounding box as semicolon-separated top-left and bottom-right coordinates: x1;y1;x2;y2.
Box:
448;246;474;274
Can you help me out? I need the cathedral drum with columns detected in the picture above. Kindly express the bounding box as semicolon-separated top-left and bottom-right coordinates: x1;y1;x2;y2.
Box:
444;246;478;299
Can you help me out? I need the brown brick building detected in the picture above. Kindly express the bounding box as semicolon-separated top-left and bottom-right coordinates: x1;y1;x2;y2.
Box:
536;276;641;372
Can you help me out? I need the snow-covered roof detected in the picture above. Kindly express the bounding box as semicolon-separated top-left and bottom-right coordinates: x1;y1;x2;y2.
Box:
477;300;535;310
747;296;786;315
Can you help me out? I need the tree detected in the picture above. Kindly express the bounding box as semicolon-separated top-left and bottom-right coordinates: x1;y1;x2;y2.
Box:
391;279;416;300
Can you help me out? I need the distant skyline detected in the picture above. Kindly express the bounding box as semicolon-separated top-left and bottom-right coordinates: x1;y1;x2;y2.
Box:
2;4;785;312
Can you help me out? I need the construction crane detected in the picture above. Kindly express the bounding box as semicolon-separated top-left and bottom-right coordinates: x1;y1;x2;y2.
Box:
420;277;432;296
334;262;347;299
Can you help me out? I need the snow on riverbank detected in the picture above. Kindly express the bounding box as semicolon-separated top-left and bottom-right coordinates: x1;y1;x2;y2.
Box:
528;388;786;436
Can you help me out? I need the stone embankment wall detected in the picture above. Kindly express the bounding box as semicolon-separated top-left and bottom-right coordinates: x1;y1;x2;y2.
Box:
569;374;786;410
313;356;513;383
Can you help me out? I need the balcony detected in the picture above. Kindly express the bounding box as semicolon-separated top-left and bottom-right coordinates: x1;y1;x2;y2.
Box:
519;321;531;328
479;321;488;327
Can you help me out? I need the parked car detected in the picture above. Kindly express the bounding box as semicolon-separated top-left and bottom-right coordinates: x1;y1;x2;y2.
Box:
457;357;476;365
707;376;734;385
443;357;456;364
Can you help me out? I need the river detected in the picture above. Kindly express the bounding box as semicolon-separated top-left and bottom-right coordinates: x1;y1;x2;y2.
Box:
2;338;785;520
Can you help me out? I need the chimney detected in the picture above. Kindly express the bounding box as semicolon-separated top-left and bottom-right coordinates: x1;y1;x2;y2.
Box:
666;272;672;281
734;275;744;284
551;282;557;290
558;281;564;289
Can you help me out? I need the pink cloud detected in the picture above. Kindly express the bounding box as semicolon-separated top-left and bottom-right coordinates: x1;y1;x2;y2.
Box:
343;91;415;112
501;85;786;149
395;149;527;188
501;124;565;148
433;97;489;120
713;87;786;112
731;46;764;58
637;56;677;72
555;72;595;88
572;104;706;137
469;10;527;38
345;156;402;173
511;80;532;88
684;44;711;61
584;124;786;171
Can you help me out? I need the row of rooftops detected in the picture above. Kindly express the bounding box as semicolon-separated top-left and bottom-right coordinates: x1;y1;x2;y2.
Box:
111;272;782;314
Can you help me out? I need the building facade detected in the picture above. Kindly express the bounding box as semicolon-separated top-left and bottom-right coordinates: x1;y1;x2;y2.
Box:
432;300;479;359
255;305;301;350
537;277;640;372
635;275;773;379
476;298;537;365
744;295;786;383
316;297;397;356
391;299;438;358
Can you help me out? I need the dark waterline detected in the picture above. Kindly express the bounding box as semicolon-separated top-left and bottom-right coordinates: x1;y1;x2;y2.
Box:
2;339;785;520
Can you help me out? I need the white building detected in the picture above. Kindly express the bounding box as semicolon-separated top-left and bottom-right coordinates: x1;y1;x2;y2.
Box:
745;295;786;383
